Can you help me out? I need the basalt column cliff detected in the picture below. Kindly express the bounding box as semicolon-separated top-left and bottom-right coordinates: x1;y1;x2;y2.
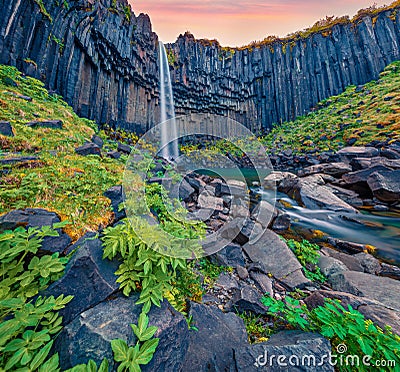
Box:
1;0;400;132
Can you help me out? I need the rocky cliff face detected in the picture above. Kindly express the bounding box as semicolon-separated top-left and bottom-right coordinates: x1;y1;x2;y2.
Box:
170;10;400;131
1;0;400;132
0;0;159;132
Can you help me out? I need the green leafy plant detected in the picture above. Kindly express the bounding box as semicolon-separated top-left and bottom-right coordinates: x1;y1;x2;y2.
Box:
284;239;326;283
111;310;159;372
65;358;109;372
0;226;73;370
34;0;53;22
261;295;400;371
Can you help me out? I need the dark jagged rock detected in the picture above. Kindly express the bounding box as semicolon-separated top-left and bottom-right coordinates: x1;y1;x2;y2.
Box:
1;1;400;131
181;302;247;371
117;142;131;154
0;156;39;166
0;121;13;136
55;295;189;371
243;229;310;289
91;135;104;148
209;242;245;267
104;185;126;222
0;208;71;254
75;142;101;156
43;233;120;324
26;120;63;129
228;285;268;315
367;170;400;203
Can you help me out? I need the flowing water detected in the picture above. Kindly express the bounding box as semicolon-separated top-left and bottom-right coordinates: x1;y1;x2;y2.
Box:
255;188;400;265
158;42;179;160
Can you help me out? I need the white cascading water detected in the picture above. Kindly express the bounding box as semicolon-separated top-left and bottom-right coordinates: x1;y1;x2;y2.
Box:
158;41;179;160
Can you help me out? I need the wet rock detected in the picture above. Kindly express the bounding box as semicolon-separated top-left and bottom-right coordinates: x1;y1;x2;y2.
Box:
26;120;63;129
327;237;369;254
215;180;246;197
280;175;358;213
117;142;131;154
209;243;245;267
297;162;352;178
354;252;381;274
234;331;333;372
229;285;268;315
43;233;120;324
367;170;400;203
329;271;400;309
243;229;310;289
342;165;391;197
104;185;126;222
75;142;101;156
271;213;291;231
263;171;297;189
318;255;348;277
0;121;13;136
91;135;104;148
55;295;189;371
379;263;400;280
182;302;247;371
324;185;363;207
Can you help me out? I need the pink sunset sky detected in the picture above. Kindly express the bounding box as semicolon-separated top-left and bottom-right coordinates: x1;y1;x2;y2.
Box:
131;0;390;46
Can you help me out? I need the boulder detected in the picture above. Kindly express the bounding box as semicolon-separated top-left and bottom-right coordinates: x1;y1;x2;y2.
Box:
214;273;239;291
367;170;400;203
280;175;358;213
182;302;247;371
251;200;278;228
106;150;121;159
353;252;381;275
42;233;120;324
0;121;13;136
104;185;126;222
350;157;400;171
250;271;274;296
197;194;224;212
317;255;348;278
243;229;310;289
117;142;131;154
26;120;63;129
336;146;379;159
215;180;246;197
329;271;400;309
379;263;400;280
0;208;71;254
297;162;352;178
177;178;195;202
75;142;101;156
263;171;297;189
326;238;367;254
271;213;291;231
324;185;363;207
320;247;364;272
228;286;268;315
341;165;391;197
234;331;333;371
0;156;38;166
209;243;245;267
55;295;189;371
91;134;104;148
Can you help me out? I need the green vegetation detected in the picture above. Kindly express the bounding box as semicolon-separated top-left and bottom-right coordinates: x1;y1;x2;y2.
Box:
237;312;272;344
51;35;65;54
123;6;132;23
261;61;400;153
111;312;159;371
166;48;177;67
0;226;73;370
285;239;326;283
0;65;125;240
261;296;400;371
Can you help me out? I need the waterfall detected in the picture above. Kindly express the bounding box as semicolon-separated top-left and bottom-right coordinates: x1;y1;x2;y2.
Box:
158;41;179;160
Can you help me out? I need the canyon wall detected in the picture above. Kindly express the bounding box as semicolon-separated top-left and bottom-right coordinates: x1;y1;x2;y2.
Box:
1;0;400;132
